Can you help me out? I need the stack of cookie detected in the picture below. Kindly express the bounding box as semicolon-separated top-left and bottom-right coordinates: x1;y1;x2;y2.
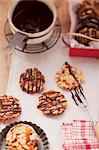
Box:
75;0;99;45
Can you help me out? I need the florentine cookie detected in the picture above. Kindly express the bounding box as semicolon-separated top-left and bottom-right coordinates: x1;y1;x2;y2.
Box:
75;23;99;45
76;0;98;21
56;62;84;90
0;95;21;122
75;0;99;45
19;68;45;94
37;90;68;116
6;123;39;150
79;16;99;27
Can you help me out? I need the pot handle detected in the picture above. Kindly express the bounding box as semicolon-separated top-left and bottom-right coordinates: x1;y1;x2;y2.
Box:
3;32;28;55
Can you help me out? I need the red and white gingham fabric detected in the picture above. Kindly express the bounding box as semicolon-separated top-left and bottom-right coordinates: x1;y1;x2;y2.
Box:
61;120;99;150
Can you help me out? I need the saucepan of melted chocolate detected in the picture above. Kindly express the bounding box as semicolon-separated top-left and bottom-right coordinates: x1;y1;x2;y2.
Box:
8;0;57;44
12;1;53;33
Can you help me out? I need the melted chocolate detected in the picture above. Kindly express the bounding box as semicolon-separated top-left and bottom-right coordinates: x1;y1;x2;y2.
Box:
65;62;86;106
12;0;53;33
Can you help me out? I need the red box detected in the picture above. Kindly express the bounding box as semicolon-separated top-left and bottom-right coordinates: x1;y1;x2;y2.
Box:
62;36;99;58
69;47;99;58
67;0;99;58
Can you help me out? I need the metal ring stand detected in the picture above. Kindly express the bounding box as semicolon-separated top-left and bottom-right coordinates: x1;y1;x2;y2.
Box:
4;19;61;53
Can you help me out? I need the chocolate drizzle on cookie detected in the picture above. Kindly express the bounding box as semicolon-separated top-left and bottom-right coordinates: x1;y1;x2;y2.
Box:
56;62;86;106
65;62;86;106
19;68;45;94
0;95;21;122
37;90;68;116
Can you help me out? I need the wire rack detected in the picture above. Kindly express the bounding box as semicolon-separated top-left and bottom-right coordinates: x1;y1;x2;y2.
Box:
4;19;61;53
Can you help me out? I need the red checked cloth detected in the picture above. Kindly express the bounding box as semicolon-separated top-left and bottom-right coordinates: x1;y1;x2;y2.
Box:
61;120;99;150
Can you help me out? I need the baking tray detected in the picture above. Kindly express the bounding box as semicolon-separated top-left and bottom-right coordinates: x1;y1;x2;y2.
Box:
0;121;49;150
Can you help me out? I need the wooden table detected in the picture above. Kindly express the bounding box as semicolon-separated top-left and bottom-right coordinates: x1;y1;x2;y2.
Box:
0;0;70;95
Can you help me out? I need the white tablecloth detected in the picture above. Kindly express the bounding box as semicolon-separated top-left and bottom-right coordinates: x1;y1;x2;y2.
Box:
6;34;99;150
